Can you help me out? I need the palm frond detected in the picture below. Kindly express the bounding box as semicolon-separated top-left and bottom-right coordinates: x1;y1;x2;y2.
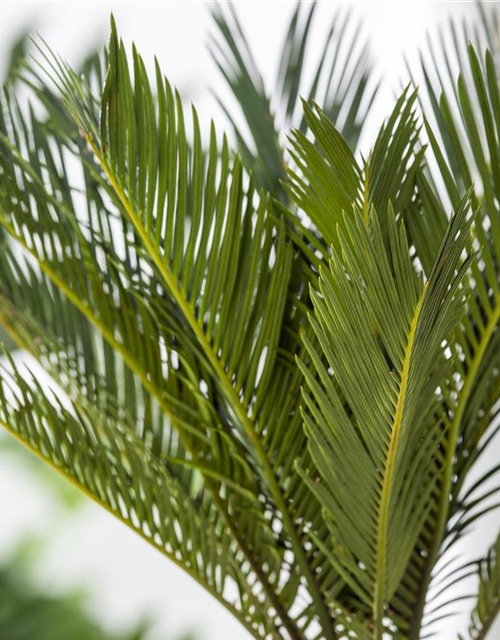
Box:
285;87;424;260
209;2;378;196
0;62;295;640
403;14;500;637
0;352;270;639
298;196;474;638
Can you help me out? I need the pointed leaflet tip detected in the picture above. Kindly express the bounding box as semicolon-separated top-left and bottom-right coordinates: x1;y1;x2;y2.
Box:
109;13;120;53
301;97;316;124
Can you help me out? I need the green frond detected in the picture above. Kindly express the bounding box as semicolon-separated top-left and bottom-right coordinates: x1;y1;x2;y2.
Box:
299;197;474;638
0;61;293;640
91;22;337;636
209;3;378;196
0;203;282;640
0;352;272;639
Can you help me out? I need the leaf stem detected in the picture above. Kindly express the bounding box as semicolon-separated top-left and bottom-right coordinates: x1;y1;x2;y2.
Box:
374;282;428;639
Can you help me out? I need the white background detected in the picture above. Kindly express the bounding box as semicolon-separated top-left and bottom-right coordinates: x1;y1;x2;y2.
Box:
0;2;498;640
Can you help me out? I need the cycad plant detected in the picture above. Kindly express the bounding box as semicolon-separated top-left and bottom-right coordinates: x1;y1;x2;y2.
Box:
1;3;500;639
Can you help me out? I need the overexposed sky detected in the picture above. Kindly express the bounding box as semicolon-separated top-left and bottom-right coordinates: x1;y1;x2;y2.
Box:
0;2;497;640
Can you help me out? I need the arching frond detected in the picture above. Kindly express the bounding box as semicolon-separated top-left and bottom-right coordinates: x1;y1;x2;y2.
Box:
0;352;273;639
0;83;289;639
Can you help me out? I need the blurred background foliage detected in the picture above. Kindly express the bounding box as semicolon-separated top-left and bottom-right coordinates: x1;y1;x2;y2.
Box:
0;538;147;640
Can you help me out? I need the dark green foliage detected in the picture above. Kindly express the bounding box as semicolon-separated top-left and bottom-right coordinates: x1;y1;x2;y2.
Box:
0;4;499;640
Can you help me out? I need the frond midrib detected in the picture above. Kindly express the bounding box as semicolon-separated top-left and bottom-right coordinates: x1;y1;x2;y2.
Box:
374;280;429;639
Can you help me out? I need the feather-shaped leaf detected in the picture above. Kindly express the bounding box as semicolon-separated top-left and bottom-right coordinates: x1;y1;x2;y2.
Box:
286;89;424;254
299;198;474;637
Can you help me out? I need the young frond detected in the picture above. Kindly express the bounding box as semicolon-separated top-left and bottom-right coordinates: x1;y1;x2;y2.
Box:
403;20;500;639
286;88;423;256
